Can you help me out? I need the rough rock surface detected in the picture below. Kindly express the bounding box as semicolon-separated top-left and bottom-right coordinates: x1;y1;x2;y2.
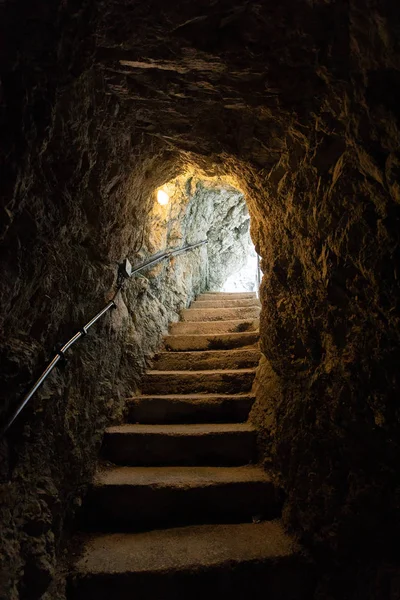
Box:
182;177;251;290
146;173;252;290
1;0;400;598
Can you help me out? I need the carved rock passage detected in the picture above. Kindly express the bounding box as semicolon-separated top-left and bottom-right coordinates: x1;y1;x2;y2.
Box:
1;0;400;598
68;293;314;599
96;0;400;566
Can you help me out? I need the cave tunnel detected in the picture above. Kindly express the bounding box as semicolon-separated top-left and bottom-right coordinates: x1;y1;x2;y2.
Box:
1;0;400;599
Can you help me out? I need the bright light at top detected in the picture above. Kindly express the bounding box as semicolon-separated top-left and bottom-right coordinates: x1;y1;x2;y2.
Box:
157;189;169;205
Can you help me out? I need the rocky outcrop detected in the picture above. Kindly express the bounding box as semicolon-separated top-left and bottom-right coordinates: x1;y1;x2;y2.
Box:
182;178;251;290
1;0;400;598
142;173;252;290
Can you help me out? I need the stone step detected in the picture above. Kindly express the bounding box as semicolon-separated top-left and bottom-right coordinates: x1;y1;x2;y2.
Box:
102;423;256;466
127;393;255;424
182;306;261;322
191;299;260;309
197;292;257;300
69;521;314;600
142;369;256;395
164;331;259;351
85;465;281;529
169;318;259;335
152;348;261;371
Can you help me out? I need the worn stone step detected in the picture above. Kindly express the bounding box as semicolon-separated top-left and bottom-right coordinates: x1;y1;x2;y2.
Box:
182;306;261;322
102;423;256;466
164;331;259;351
191;299;260;309
127;394;254;424
142;369;256;395
169;318;259;335
197;292;257;300
85;465;281;529
152;348;261;371
69;521;314;600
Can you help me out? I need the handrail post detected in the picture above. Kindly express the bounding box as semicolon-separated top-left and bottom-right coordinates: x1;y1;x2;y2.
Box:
256;254;262;296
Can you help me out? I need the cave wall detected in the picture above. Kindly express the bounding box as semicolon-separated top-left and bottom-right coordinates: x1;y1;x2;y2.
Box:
0;97;206;600
156;175;251;286
137;173;252;299
243;3;400;556
0;4;208;598
182;178;251;290
1;0;400;598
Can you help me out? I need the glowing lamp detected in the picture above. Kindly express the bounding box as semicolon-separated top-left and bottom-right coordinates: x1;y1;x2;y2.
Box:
157;190;169;205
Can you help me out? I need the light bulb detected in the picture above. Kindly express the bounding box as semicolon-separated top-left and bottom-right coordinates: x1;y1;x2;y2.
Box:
157;189;169;205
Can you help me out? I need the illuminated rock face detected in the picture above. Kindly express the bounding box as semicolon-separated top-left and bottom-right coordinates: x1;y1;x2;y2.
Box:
144;174;251;292
181;178;251;290
1;0;400;597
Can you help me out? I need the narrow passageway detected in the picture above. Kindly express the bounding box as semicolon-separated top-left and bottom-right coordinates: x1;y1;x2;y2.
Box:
70;292;313;599
1;1;400;598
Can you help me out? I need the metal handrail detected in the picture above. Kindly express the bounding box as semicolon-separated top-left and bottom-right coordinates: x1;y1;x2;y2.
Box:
130;240;207;274
0;239;208;438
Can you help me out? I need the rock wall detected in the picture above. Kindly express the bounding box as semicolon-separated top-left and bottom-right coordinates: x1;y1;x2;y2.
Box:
0;8;208;597
140;172;252;294
1;0;400;597
182;178;251;290
0;128;208;600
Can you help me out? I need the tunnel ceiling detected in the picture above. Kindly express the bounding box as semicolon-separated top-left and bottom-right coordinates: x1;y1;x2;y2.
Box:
90;0;400;218
95;0;335;162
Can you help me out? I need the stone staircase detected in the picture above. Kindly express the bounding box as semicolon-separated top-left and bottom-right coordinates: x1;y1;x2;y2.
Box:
68;292;313;599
